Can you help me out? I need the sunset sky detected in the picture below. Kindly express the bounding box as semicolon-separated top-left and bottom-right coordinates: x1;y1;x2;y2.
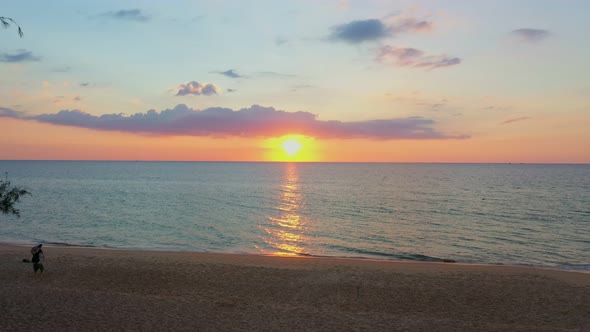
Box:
1;0;588;163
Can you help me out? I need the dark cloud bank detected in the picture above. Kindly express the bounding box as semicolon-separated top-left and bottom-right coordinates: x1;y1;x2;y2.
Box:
0;105;467;140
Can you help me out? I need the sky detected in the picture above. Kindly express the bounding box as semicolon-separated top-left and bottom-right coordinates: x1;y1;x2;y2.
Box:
1;0;589;163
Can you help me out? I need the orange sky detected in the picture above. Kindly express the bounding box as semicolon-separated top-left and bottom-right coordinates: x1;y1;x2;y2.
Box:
1;118;587;163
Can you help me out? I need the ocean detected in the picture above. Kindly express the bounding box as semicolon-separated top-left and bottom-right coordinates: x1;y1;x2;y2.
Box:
0;161;588;270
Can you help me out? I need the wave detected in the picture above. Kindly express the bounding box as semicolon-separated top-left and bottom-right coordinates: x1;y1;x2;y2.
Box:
0;240;99;249
38;241;98;248
556;264;590;272
325;245;456;263
399;253;457;263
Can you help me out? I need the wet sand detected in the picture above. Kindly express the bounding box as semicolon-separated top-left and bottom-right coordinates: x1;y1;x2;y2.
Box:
1;244;588;331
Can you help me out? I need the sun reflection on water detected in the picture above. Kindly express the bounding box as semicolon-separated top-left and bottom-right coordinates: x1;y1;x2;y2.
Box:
259;163;308;256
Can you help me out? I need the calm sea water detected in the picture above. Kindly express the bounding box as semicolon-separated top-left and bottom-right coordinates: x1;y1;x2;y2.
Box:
0;161;588;270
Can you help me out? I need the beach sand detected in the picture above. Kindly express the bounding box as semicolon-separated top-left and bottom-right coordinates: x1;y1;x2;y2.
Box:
1;245;588;331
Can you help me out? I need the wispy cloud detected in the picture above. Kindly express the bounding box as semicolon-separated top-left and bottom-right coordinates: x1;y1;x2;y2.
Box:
257;71;296;79
291;84;313;92
510;28;550;43
1;104;467;140
390;17;433;33
52;66;72;73
99;9;150;22
0;49;41;63
212;70;295;80
385;91;459;113
482;105;511;111
51;96;81;105
500;116;531;125
377;45;461;70
191;15;206;22
176;81;220;96
215;69;242;78
275;36;289;46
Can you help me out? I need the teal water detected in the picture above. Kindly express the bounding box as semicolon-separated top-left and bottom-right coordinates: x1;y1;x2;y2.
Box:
0;161;588;270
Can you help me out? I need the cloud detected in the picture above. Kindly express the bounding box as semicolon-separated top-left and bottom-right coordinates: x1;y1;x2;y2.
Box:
216;69;242;78
257;71;296;79
500;116;531;125
176;81;220;96
510;28;550;43
330;19;390;43
275;37;289;46
390;17;433;33
0;49;41;63
330;17;433;43
1;104;468;140
386;92;458;113
214;70;293;79
191;15;206;22
0;107;21;118
482;105;511;111
377;45;461;70
52;66;72;73
100;9;150;22
291;84;313;92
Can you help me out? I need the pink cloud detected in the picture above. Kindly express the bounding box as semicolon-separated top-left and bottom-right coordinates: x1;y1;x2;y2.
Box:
391;17;433;33
377;45;461;70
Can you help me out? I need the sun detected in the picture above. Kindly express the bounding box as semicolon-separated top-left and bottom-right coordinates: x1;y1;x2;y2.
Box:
265;135;315;161
281;139;302;156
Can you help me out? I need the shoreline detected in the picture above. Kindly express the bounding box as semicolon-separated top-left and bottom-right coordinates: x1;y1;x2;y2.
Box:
2;244;589;331
3;241;588;274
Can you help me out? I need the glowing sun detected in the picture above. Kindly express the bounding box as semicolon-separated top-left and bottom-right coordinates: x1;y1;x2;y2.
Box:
281;139;302;156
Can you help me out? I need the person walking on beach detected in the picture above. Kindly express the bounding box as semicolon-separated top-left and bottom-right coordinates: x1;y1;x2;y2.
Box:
30;244;44;274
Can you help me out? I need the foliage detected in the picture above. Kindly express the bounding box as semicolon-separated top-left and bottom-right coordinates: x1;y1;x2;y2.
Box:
1;16;23;37
0;174;30;217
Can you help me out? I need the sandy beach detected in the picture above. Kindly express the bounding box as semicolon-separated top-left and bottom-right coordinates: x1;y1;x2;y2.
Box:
1;245;588;331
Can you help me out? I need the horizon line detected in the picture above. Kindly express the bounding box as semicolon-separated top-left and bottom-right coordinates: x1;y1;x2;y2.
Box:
1;159;588;165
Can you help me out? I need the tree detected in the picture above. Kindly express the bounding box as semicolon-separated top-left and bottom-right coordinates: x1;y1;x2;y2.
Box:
1;16;23;37
0;174;30;217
